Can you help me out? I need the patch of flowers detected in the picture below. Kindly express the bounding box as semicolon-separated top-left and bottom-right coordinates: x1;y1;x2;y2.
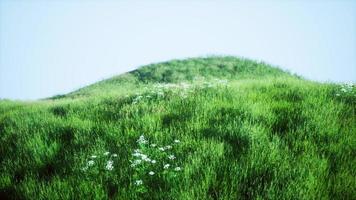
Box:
130;79;229;104
335;83;355;97
82;151;119;172
130;135;183;193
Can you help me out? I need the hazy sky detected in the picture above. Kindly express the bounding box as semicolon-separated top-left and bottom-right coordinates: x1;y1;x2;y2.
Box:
1;0;355;100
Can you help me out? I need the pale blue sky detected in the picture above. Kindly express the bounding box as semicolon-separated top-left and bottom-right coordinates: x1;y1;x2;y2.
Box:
1;0;355;100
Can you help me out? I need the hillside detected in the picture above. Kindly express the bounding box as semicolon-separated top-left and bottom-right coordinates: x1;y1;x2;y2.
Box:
0;56;355;199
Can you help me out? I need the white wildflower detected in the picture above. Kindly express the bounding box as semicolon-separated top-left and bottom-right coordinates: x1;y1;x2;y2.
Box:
143;157;151;162
106;160;114;171
159;147;165;151
165;145;172;150
91;155;97;159
135;180;143;186
112;154;118;157
150;143;157;147
132;152;141;157
168;155;176;160
137;135;148;144
130;159;143;168
151;160;156;164
163;164;170;169
174;167;182;171
87;160;95;166
149;171;155;175
104;151;110;156
174;139;180;143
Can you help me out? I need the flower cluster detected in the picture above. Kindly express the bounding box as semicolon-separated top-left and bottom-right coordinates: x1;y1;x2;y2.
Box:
130;135;183;190
82;151;118;172
336;83;355;97
130;79;229;104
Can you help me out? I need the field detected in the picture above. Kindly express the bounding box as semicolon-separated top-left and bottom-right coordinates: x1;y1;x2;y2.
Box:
0;57;355;199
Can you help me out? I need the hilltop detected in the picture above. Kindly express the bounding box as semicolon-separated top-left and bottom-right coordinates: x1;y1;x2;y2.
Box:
0;56;355;199
56;56;293;98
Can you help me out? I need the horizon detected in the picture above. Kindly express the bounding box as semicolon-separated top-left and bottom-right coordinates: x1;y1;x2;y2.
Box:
1;0;356;100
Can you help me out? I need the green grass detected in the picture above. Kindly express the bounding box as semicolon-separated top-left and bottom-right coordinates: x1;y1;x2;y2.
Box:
0;56;355;199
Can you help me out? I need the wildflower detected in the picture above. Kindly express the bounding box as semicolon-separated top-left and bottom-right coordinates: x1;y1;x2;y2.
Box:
91;155;97;159
132;152;141;157
159;147;165;151
165;145;172;150
134;159;142;164
151;160;156;164
112;154;118;157
168;155;176;160
104;151;110;156
149;171;155;175
135;180;143;186
174;167;182;171
142;156;151;162
137;135;148;144
150;143;157;147
130;159;142;167
134;149;141;153
87;160;95;166
163;164;170;169
174;139;180;143
106;160;114;171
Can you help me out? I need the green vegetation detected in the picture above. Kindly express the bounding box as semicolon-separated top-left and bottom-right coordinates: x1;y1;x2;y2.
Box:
0;56;355;199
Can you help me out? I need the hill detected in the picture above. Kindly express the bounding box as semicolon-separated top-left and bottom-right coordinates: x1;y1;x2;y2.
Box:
0;56;355;199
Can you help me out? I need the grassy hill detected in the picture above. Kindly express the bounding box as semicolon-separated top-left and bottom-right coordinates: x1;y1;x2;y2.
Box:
0;56;355;199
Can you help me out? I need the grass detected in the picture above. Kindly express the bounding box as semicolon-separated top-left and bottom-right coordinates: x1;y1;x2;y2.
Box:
0;56;355;199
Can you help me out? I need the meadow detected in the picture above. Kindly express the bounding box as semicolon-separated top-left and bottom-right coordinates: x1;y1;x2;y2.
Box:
0;57;355;199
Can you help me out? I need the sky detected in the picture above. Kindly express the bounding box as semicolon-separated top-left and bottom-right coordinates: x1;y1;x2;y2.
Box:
0;0;355;100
